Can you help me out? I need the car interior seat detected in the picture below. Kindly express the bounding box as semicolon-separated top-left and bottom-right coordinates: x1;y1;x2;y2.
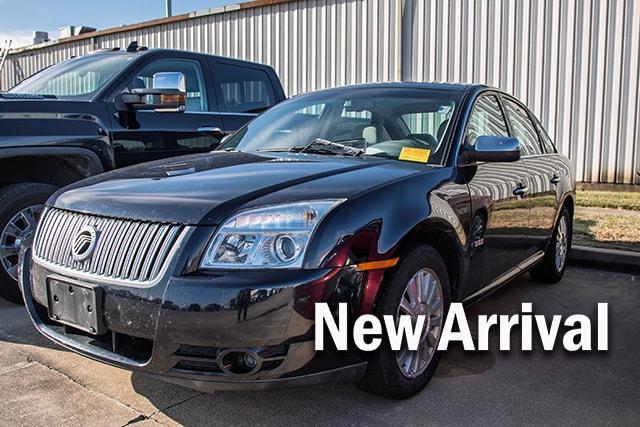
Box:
362;126;377;145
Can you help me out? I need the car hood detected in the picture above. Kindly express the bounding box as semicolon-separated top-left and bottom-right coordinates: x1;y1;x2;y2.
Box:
50;151;429;225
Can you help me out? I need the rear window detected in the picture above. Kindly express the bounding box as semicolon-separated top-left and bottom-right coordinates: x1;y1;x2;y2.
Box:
214;63;276;113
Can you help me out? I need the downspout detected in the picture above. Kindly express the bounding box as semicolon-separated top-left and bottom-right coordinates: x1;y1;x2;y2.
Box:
400;0;414;82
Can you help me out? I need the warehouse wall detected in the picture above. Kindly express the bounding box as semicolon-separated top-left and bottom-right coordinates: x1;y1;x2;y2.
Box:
1;0;639;184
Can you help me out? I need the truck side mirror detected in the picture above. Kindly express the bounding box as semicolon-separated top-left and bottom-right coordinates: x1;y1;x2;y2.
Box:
116;72;186;113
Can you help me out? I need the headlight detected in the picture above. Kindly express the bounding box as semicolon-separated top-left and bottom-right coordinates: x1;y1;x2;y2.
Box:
200;200;344;269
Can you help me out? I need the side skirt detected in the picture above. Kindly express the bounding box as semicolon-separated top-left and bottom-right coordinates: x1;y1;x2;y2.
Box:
461;251;545;306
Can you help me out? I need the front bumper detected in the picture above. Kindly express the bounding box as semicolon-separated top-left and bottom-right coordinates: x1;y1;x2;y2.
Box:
20;247;368;391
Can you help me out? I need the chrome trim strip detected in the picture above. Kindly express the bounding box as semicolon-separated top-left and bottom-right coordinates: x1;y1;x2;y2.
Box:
462;251;545;304
32;208;194;287
33;226;192;287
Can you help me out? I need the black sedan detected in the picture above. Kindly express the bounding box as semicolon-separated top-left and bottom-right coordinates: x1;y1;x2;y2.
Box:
20;83;574;398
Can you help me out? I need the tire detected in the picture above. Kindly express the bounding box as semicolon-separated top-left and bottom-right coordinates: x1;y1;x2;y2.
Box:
530;206;572;284
359;245;451;399
0;183;58;304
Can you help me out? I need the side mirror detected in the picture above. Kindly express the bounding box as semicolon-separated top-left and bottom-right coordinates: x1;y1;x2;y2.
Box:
116;72;186;113
459;135;521;164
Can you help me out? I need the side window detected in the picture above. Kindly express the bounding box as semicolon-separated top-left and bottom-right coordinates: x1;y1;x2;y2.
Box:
533;116;557;153
126;58;208;112
503;98;542;156
466;95;509;144
215;64;276;113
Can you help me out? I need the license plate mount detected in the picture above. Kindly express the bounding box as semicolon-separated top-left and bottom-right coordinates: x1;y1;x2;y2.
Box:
47;278;105;335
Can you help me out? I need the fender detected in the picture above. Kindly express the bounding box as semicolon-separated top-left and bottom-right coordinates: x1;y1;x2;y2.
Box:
306;168;471;309
0;102;115;170
0;146;105;176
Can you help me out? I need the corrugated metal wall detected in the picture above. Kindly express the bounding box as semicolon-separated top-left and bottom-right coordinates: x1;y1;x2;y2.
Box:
0;0;402;94
404;0;640;184
1;0;638;184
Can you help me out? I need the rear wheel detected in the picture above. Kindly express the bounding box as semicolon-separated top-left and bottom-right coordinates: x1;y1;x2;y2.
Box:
0;183;57;303
359;245;450;399
530;206;572;283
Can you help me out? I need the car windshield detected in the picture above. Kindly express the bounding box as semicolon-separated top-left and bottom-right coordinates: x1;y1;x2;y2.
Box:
221;87;461;165
9;54;135;99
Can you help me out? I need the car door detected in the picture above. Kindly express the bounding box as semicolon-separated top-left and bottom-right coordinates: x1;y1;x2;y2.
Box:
108;56;225;168
209;60;279;133
502;96;556;254
464;94;533;288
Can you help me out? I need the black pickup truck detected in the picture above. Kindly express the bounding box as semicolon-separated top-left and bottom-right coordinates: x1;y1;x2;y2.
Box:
0;44;286;302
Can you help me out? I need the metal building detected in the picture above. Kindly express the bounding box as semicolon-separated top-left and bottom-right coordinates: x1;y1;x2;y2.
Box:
1;0;638;184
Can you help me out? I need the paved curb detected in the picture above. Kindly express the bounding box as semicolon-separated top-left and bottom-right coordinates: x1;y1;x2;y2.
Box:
569;245;640;273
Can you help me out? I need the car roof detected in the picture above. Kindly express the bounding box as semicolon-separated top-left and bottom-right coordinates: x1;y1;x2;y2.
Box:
294;82;493;97
87;48;270;68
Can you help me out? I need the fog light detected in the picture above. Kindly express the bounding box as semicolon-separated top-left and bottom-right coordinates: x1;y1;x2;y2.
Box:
221;350;259;374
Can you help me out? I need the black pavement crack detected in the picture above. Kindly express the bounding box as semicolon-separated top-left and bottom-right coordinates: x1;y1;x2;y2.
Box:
143;392;206;424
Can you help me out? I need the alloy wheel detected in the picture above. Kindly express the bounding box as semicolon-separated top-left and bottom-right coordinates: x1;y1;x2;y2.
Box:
395;268;444;378
555;215;569;272
0;205;43;280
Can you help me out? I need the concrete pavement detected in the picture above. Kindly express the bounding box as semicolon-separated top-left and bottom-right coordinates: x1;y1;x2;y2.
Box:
0;266;639;426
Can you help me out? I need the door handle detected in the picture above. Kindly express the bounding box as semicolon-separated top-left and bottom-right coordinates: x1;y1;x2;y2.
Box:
550;174;560;185
197;126;225;135
513;183;529;197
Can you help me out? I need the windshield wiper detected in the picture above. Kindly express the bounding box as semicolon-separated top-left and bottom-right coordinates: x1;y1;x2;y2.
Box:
255;138;366;155
291;138;365;156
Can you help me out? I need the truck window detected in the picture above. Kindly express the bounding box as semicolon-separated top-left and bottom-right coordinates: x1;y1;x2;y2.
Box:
126;59;208;112
9;54;135;99
214;64;276;113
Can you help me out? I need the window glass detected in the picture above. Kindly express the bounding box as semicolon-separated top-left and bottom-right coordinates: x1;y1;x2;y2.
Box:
401;103;454;142
215;64;276;113
323;105;374;141
126;59;208;112
221;88;461;165
503;98;542;156
466;95;509;144
532;116;556;153
9;54;135;99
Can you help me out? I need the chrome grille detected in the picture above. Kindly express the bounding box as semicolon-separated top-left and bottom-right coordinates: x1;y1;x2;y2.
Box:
33;208;184;284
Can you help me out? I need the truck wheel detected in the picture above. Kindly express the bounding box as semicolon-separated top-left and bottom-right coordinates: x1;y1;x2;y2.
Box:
359;245;450;399
0;183;57;304
530;206;572;284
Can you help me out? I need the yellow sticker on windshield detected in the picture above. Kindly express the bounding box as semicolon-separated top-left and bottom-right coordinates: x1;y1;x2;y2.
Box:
399;147;431;163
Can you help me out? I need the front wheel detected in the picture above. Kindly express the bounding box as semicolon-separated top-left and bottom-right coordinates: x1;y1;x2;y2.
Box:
359;245;450;399
0;183;57;303
530;206;572;283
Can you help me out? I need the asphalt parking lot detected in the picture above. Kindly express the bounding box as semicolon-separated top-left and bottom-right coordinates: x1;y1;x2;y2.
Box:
0;266;638;426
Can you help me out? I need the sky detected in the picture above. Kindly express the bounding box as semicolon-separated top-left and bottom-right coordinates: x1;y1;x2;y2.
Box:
0;0;247;47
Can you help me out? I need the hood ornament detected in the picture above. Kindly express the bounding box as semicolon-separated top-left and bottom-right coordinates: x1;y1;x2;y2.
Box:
71;225;98;262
